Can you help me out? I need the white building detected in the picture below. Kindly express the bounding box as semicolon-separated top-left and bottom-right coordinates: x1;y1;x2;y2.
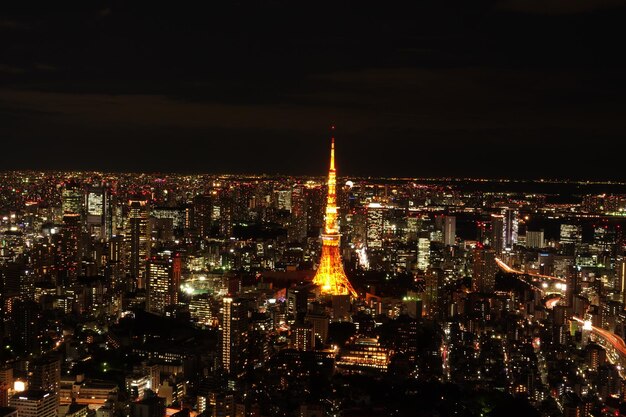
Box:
9;390;58;417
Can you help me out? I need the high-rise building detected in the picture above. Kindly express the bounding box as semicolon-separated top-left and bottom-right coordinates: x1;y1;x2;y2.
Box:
29;355;61;395
617;258;626;307
473;248;497;293
289;185;307;242
286;286;308;324
443;216;456;246
85;186;112;239
312;138;357;298
398;320;419;366
586;343;606;370
9;390;57;417
366;203;384;249
10;300;41;353
275;189;292;211
193;194;214;238
560;224;582;245
146;252;181;316
305;312;329;344
490;214;504;253
189;295;213;325
57;213;81;286
151;207;190;238
503;208;519;248
220;297;249;376
62;182;83;216
417;238;430;271
423;269;442;318
127;199;150;290
526;230;545;249
292;322;314;351
214;187;234;238
305;185;325;239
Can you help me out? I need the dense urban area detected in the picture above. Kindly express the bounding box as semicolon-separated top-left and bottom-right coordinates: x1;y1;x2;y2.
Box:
2;146;626;417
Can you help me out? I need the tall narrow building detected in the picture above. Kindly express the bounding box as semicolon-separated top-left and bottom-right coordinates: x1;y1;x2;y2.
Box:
473;248;497;293
220;297;249;376
443;215;456;246
312;138;357;298
490;214;504;253
127;199;150;289
57;213;81;287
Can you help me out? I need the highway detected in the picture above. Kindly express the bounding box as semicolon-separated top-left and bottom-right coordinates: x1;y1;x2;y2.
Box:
495;258;567;283
545;297;561;309
572;317;626;357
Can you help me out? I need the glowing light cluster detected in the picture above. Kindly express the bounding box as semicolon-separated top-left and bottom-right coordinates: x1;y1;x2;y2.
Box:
312;138;357;298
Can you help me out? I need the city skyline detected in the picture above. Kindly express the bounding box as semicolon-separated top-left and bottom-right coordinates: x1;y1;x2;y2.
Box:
4;2;626;417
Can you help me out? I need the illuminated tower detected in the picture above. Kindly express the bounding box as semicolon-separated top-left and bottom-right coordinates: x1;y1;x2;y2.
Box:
312;137;357;298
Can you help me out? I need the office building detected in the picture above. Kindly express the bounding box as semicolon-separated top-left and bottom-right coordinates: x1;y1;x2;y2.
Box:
147;252;181;316
9;390;57;417
443;215;456;246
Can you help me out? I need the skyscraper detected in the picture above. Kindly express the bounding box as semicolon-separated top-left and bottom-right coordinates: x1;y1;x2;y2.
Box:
221;297;232;374
366;203;384;249
193;194;214;238
62;181;83;216
288;184;307;242
10;300;41;353
146;252;181;316
312;138;357;298
473;248;497;293
490;214;504;253
86;186;113;239
220;297;249;376
526;230;545;249
443;215;456;246
29;355;61;396
305;185;325;238
292;322;314;351
127;199;150;290
417;237;430;271
423;269;442;318
57;213;81;286
503;208;519;249
560;224;582;244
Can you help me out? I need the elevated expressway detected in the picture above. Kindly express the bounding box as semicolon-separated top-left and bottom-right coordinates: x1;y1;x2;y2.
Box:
495;258;566;308
572;317;626;376
496;260;626;376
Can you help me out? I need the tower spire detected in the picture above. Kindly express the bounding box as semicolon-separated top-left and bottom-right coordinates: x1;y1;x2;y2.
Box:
330;136;335;172
312;132;357;298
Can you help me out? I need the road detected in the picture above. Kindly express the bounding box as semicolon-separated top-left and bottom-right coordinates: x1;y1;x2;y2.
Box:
545;297;561;309
495;258;567;283
572;317;626;356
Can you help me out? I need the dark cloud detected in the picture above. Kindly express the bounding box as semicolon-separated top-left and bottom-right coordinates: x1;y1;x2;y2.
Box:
1;1;626;179
497;0;626;14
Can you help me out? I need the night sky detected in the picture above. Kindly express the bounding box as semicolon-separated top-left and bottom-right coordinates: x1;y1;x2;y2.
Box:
1;0;626;178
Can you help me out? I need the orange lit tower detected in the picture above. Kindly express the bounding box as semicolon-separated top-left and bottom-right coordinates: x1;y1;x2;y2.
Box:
312;136;358;298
